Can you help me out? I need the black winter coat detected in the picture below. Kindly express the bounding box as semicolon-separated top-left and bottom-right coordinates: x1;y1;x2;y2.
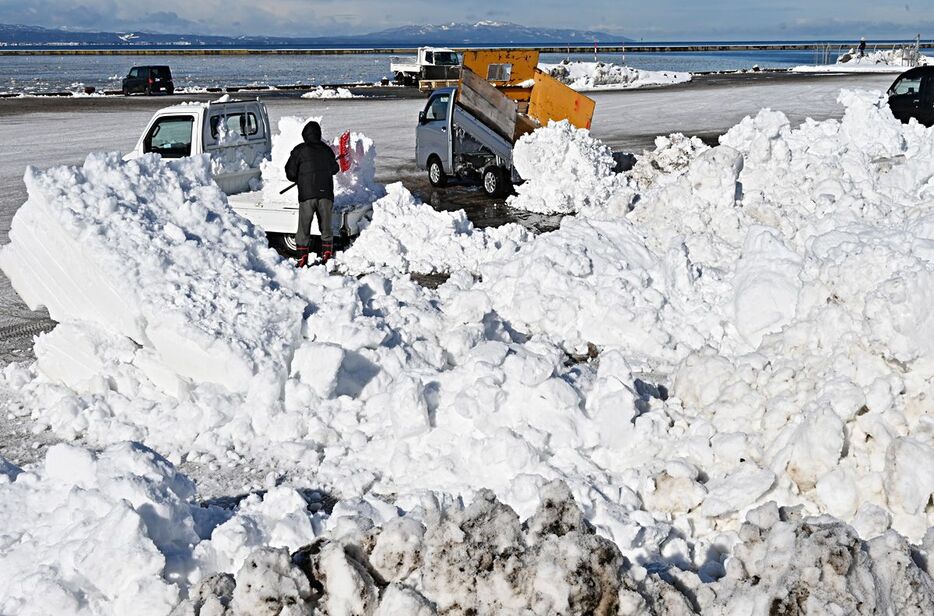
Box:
285;122;339;201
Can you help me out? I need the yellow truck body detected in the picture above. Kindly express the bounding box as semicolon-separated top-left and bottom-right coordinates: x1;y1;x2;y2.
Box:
457;49;596;141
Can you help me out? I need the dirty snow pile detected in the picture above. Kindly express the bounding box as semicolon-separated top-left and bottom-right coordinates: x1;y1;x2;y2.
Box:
3;89;934;613
541;60;692;91
301;86;359;99
339;182;530;275
3;443;931;614
793;47;933;73
258;115;384;211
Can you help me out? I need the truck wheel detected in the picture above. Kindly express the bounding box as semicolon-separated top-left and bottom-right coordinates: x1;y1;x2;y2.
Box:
482;166;510;198
269;233;302;258
122;87;130;96
427;156;447;187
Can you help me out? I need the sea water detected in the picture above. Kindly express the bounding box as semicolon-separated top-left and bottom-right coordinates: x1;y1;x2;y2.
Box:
2;45;930;94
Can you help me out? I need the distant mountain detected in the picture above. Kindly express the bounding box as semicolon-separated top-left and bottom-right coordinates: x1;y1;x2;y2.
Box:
362;22;626;44
0;21;627;47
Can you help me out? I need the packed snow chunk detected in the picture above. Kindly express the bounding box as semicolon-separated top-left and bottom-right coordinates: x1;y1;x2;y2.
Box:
229;548;313;615
627;133;709;190
508;120;630;215
732;225;802;347
340;183;529;275
195;487;320;575
701;504;934;614
301;86;359;99
373;584;435;616
542;60;691;91
884;437;934;516
0;153;305;394
0;442;199;615
478;216;670;356
259;116;384;212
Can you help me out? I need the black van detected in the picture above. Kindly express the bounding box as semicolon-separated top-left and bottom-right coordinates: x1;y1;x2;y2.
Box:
122;66;175;96
887;66;934;127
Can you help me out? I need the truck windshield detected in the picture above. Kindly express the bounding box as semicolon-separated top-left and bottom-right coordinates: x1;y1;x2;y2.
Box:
434;52;459;66
144;115;194;158
425;94;450;121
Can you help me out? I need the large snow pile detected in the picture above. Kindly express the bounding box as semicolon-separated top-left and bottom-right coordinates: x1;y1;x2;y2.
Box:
541;60;692;91
301;86;359;99
0;153;304;395
508;119;631;215
3;89;934;612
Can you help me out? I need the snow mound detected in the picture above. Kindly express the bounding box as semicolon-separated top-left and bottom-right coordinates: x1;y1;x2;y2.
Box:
4;86;934;615
541;60;692;91
0;153;305;394
793;47;932;73
301;86;359;99
340;182;530;275
700;502;934;613
509;119;631;215
628;133;710;190
0;443;196;614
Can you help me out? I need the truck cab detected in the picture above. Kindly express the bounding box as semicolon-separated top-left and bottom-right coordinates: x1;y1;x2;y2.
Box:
127;98;272;194
390;47;461;87
888;67;934;127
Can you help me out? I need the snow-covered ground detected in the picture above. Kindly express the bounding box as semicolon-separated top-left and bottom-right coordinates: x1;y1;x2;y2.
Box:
1;82;933;613
541;60;692;91
301;86;360;99
794;47;933;73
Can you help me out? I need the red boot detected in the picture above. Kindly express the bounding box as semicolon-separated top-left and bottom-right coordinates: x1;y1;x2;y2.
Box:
296;246;310;268
321;243;333;264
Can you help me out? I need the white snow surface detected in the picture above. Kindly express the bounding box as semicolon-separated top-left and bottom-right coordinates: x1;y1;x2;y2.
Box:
541;60;692;91
2;90;934;613
340;182;530;275
793;47;933;73
300;86;359;99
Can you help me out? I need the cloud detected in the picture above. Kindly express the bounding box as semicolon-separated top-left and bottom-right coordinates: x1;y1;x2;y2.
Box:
0;0;928;39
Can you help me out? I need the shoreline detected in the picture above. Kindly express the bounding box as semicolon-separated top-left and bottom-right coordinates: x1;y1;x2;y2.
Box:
1;41;932;56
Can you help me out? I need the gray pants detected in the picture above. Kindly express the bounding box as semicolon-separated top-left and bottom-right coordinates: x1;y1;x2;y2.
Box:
296;198;333;250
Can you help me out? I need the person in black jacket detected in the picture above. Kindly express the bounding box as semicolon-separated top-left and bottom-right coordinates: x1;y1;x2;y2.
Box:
285;121;340;266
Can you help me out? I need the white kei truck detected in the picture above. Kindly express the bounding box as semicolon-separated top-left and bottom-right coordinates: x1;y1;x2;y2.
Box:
390;47;461;90
125;98;372;255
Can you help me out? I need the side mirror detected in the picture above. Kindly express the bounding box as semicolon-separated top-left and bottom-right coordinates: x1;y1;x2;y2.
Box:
418;111;426;124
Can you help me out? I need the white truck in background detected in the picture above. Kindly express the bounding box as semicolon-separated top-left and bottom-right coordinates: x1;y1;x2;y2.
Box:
390;47;461;89
126;98;372;255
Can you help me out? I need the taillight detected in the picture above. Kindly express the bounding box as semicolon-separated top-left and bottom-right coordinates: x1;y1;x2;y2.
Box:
148;77;154;84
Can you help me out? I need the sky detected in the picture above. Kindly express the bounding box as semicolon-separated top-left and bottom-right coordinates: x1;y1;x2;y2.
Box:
0;0;930;41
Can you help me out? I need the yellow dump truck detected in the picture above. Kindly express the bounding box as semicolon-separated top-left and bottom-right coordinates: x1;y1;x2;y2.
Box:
415;49;596;197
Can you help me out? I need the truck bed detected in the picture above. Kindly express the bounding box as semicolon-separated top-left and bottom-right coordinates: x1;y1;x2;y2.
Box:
452;103;514;166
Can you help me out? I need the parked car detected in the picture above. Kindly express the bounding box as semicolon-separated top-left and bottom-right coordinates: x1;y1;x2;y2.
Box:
887;66;934;127
122;66;175;96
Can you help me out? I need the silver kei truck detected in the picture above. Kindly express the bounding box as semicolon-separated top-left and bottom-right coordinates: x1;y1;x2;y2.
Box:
415;49;596;198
